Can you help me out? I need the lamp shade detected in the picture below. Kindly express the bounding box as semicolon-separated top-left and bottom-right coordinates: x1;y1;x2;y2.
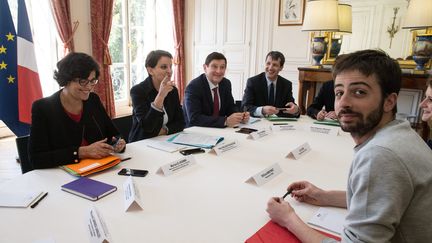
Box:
302;0;339;31
338;4;352;33
402;0;432;29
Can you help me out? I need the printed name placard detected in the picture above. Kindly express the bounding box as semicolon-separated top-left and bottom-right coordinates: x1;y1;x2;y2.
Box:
157;155;197;176
245;163;282;186
211;140;239;155
86;206;112;243
307;124;339;136
271;124;297;132
123;176;144;211
248;127;272;140
286;142;311;159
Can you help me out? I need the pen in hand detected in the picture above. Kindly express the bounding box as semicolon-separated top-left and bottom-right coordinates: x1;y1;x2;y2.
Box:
30;192;48;209
282;189;292;200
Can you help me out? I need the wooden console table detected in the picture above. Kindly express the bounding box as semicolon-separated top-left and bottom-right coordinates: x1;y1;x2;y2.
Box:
297;67;430;139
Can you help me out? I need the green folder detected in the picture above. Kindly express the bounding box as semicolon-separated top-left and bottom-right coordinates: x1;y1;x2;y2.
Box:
265;117;298;122
313;120;340;127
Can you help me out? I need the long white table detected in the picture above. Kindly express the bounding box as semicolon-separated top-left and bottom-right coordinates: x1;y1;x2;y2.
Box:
0;117;354;243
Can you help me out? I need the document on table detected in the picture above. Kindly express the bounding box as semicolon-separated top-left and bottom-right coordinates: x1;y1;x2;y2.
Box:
307;207;347;236
167;132;224;149
147;140;187;153
0;190;44;208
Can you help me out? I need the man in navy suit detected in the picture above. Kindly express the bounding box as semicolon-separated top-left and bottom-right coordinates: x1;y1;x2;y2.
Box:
241;51;300;118
184;52;249;128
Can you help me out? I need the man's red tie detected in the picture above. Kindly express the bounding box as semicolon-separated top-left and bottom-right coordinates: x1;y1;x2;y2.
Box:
212;87;219;117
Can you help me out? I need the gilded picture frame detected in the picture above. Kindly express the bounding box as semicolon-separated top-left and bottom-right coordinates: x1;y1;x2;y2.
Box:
278;0;305;26
397;29;432;69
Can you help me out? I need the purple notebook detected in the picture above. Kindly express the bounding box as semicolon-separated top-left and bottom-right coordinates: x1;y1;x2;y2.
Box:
61;177;117;201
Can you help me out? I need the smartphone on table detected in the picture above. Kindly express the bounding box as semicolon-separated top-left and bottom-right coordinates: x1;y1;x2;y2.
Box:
179;148;205;155
235;127;258;134
118;168;148;177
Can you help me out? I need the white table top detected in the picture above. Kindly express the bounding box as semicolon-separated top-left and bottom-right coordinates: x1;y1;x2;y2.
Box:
0;116;355;243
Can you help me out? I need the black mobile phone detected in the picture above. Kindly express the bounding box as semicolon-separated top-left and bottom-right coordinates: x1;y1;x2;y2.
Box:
108;136;121;146
118;168;148;177
235;127;258;134
179;148;205;155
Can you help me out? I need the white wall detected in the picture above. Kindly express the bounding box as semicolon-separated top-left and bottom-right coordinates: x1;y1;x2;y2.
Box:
70;0;418;102
70;0;92;54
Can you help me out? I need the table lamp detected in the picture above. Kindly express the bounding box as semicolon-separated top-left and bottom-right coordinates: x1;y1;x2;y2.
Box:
302;0;339;68
401;0;432;73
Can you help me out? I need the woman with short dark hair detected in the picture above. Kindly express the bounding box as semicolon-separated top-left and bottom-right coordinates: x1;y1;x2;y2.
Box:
128;50;184;142
29;52;126;169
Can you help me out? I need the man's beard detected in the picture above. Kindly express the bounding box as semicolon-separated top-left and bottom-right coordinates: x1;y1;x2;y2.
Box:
338;103;383;138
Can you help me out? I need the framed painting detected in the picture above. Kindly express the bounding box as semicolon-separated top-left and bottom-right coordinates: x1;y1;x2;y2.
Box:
278;0;305;26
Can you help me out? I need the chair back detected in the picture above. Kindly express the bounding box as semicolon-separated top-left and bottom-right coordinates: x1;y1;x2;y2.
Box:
15;135;33;174
112;115;133;143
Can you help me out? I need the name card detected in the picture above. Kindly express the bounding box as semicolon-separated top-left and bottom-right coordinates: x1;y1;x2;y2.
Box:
271;124;297;132
248;127;272;140
157;155;197;176
123;176;144;212
211;140;239;155
245;163;282;186
307;124;339;136
286;142;311;160
86;206;112;243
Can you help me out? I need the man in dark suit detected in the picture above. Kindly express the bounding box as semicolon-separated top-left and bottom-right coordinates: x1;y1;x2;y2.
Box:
184;52;249;128
306;80;336;120
241;51;300;118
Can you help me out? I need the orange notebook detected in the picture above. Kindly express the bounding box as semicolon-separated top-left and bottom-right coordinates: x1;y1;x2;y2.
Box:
61;155;121;177
245;220;341;243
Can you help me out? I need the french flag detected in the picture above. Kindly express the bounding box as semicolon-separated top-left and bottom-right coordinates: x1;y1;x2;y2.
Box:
17;0;42;124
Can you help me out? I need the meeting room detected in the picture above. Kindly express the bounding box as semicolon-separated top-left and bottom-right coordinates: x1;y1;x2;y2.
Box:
0;0;431;242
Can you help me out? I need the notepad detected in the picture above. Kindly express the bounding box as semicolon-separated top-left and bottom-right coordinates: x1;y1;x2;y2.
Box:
61;177;117;201
0;190;44;208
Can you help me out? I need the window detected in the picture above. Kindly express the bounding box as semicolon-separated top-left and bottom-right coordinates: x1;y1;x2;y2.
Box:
109;0;174;114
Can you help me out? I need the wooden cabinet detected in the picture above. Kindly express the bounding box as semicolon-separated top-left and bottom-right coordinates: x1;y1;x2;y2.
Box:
297;67;430;139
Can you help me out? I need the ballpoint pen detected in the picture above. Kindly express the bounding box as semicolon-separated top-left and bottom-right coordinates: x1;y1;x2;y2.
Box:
282;189;292;200
30;192;48;209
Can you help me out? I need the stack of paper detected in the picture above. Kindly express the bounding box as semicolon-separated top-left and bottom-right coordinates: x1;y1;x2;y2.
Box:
147;140;187;153
167;132;224;149
307;207;346;236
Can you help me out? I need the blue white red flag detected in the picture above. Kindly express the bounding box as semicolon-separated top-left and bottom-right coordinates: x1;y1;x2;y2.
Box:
17;0;42;124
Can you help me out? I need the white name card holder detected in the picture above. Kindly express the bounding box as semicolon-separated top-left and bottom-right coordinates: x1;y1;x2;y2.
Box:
211;140;239;155
123;176;144;212
156;155;197;176
286;142;312;160
307;124;339;136
271;123;297;132
245;163;282;186
248;127;272;140
86;206;112;243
